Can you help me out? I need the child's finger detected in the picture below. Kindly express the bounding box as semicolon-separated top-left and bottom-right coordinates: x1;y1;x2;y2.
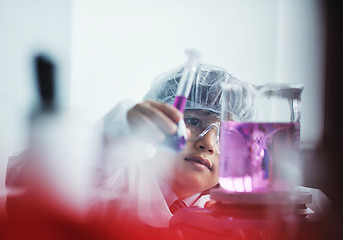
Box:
147;100;183;124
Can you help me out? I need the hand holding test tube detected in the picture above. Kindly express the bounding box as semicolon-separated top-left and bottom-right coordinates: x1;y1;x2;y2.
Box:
126;50;200;149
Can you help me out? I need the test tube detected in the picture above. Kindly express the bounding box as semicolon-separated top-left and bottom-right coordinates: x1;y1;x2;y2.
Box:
171;49;200;150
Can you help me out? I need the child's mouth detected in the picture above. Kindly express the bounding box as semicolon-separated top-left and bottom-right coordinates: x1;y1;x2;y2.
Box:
184;156;213;170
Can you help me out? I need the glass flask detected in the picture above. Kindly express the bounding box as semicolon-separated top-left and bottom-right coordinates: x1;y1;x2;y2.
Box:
219;82;304;193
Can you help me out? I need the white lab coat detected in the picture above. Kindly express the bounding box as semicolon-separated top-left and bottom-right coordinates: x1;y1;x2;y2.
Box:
101;160;209;228
98;100;210;228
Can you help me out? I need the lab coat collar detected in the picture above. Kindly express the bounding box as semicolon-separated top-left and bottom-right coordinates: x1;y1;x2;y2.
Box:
158;178;200;208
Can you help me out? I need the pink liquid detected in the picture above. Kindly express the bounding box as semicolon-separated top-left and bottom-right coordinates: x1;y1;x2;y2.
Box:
165;95;188;151
219;121;300;193
173;96;187;113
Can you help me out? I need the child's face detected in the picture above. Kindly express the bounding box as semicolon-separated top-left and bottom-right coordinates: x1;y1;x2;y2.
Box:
161;110;220;195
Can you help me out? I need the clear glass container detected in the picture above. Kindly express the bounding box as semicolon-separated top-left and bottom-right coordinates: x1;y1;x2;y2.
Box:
219;82;304;193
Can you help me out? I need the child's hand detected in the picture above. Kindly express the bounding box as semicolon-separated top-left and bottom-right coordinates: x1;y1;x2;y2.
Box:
127;100;183;143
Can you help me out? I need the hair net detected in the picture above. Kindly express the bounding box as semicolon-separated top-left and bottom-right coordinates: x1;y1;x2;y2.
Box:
143;63;255;121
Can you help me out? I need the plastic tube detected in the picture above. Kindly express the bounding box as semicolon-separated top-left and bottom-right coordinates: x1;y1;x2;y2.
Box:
173;49;201;112
172;49;200;151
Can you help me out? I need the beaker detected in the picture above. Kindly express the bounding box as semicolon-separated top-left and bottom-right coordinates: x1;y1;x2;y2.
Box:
219;82;304;193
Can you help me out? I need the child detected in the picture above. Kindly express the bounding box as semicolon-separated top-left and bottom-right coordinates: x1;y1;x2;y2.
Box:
99;63;254;228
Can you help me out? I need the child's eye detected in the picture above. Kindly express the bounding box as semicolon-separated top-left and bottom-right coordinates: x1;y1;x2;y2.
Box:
185;118;202;128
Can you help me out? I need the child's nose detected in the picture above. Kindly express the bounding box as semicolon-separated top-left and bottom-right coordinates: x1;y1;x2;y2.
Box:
194;129;217;154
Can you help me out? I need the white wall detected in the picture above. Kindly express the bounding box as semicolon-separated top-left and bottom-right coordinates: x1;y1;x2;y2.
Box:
275;0;325;147
70;0;278;118
70;0;325;146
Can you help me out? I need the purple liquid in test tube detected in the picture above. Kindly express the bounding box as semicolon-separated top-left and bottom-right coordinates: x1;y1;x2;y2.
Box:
171;96;188;150
173;96;187;113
